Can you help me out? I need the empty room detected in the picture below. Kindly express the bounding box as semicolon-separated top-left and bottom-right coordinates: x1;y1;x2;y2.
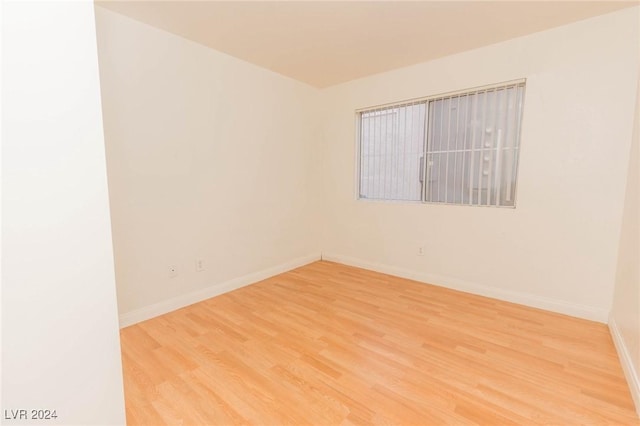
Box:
2;0;640;425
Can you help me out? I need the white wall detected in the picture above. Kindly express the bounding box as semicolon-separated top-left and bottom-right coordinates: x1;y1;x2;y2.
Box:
320;7;639;322
94;5;638;328
610;72;640;414
2;1;125;424
94;7;322;325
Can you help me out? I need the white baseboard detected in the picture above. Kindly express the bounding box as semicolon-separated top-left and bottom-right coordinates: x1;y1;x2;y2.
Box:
609;315;640;417
118;253;321;328
321;253;608;323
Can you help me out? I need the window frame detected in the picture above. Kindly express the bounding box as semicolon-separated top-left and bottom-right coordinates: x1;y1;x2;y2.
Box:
355;79;526;208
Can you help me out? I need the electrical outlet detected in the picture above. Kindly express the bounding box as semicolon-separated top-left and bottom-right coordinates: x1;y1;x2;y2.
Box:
168;265;178;278
418;246;425;256
195;258;204;272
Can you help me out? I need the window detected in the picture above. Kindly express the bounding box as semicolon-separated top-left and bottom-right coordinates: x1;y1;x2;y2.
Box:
358;80;525;207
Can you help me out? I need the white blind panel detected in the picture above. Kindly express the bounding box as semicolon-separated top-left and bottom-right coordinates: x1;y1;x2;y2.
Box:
425;83;525;207
359;102;426;201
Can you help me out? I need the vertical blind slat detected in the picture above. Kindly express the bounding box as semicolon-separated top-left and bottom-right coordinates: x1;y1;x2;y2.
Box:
468;93;477;205
478;91;487;205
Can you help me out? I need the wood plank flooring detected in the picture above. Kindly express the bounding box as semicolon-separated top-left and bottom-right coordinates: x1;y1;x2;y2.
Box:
120;261;639;425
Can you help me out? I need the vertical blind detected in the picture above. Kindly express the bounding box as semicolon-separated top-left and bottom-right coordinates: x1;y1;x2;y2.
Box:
358;81;525;207
360;103;426;201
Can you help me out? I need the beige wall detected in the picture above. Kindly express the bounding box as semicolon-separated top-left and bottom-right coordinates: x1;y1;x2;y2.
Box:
611;72;640;413
95;7;322;323
320;7;639;322
96;6;639;327
2;1;125;423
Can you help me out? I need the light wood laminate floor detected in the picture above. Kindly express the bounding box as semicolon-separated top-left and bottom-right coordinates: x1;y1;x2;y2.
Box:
120;261;639;425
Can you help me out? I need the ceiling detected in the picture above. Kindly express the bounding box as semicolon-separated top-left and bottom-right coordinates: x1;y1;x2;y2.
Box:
96;1;638;88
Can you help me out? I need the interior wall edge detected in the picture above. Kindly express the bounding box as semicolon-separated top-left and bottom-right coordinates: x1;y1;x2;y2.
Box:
322;253;609;323
609;314;640;416
118;253;321;328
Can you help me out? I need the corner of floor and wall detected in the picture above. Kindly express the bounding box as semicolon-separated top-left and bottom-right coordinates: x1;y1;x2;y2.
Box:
94;4;325;329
